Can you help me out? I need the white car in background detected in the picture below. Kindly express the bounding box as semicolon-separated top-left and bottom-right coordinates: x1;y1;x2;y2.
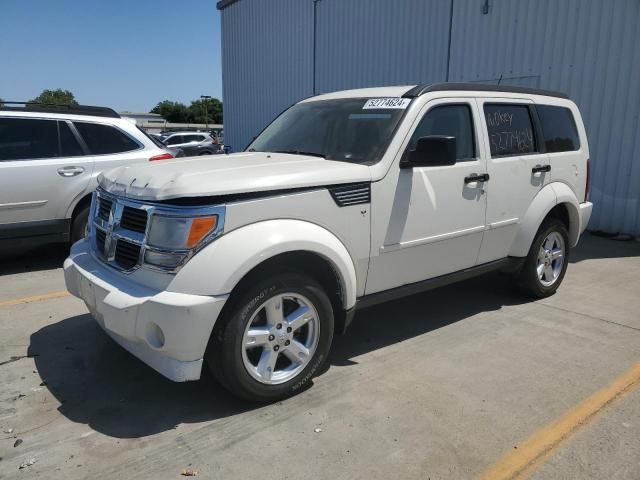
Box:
0;103;178;247
65;83;593;402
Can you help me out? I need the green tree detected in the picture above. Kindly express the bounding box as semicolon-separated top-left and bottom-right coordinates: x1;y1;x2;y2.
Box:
30;88;77;106
188;97;223;124
151;100;190;123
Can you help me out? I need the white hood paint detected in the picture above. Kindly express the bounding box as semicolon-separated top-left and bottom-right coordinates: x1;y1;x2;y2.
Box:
99;152;372;201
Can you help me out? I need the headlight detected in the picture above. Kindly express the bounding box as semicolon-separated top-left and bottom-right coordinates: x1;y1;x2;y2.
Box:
144;213;221;270
147;214;218;250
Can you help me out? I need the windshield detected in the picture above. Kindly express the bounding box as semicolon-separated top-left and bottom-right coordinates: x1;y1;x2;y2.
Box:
247;98;409;164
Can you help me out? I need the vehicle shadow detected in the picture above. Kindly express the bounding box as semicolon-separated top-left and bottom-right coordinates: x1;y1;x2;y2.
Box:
28;271;527;439
28;314;252;439
0;242;68;275
330;272;523;367
570;232;640;263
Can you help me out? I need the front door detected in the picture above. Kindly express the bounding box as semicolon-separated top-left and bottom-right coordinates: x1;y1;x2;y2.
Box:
366;98;489;295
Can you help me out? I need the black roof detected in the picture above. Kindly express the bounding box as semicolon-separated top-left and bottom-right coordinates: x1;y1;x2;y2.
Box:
217;0;239;9
402;83;570;99
0;102;120;118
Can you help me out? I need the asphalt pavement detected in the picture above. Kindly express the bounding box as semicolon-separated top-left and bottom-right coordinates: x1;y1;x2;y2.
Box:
0;233;638;479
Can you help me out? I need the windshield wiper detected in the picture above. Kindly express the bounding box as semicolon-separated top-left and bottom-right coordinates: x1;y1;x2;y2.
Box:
273;150;326;159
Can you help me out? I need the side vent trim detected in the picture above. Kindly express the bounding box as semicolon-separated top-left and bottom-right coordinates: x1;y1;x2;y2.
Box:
328;183;371;207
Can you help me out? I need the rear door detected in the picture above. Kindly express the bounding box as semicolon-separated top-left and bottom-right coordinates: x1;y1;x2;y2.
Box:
477;99;550;263
72;121;147;181
0;117;93;228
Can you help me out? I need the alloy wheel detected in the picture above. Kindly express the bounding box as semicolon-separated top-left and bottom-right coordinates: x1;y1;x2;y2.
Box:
536;231;565;287
241;293;320;385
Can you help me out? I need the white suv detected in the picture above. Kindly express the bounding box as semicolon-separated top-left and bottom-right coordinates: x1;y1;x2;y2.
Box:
0;103;177;247
64;84;593;401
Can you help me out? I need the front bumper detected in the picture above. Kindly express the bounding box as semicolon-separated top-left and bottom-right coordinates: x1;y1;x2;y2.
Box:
64;240;227;382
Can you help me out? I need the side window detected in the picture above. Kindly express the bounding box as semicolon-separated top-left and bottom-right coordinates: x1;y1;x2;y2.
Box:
536;105;580;152
0;117;59;161
58;121;84;157
408;104;475;160
484;104;536;157
166;135;184;145
74;122;139;155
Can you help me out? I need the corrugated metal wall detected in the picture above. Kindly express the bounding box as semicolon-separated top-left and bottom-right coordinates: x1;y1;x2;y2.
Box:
449;0;640;234
314;0;451;93
220;0;640;233
220;0;314;152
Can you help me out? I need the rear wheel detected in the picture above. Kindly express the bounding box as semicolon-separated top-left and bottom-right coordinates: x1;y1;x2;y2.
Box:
70;204;90;244
207;271;334;402
516;218;569;298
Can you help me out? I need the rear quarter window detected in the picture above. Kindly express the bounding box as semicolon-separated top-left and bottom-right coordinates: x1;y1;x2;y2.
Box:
484;104;536;157
536;105;580;152
74;122;140;155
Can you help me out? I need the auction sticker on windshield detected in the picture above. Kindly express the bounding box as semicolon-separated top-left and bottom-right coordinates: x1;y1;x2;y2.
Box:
363;98;411;109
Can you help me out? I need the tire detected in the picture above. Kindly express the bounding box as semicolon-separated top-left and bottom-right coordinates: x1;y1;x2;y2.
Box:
516;218;570;298
207;271;335;402
199;151;213;156
70;204;90;244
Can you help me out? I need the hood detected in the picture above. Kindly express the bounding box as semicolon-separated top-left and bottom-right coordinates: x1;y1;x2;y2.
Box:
99;152;372;201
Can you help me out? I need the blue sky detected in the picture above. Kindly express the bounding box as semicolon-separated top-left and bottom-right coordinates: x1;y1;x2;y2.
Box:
0;0;222;112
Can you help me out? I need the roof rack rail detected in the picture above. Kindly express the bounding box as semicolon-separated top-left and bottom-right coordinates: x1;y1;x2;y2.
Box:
0;101;120;118
402;83;570;100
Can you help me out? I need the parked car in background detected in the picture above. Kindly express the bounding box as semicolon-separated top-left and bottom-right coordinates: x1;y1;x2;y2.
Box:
140;128;185;158
161;132;223;156
65;83;592;402
0;102;179;247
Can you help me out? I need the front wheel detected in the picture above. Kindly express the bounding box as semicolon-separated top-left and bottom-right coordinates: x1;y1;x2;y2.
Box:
207;271;334;402
515;218;570;298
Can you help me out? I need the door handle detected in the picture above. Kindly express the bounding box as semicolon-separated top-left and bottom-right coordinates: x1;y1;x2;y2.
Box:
464;173;490;184
532;165;551;174
57;166;85;177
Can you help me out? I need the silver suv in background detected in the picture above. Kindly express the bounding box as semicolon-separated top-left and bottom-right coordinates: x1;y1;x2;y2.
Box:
161;132;223;156
0;102;178;247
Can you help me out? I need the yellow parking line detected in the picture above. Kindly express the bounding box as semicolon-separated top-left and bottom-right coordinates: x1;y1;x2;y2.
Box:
0;291;71;308
480;362;640;480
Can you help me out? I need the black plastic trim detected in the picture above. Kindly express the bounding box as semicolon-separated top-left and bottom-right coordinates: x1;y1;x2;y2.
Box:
355;257;524;310
328;183;371;207
0;219;71;241
1;102;120;118
217;0;240;10
154;182;371;207
402;83;570;100
339;306;357;335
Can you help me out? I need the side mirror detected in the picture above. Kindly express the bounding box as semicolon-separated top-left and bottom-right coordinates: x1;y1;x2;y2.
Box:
401;135;456;168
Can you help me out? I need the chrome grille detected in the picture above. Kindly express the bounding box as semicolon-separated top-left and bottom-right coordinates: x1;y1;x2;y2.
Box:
97;197;112;221
114;239;141;270
95;228;107;254
120;206;148;233
89;188;226;274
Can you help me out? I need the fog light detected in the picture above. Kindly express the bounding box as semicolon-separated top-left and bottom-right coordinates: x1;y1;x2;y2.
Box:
146;322;165;349
144;250;187;269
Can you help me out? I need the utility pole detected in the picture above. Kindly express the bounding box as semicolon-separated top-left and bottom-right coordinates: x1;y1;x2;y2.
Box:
200;95;212;132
